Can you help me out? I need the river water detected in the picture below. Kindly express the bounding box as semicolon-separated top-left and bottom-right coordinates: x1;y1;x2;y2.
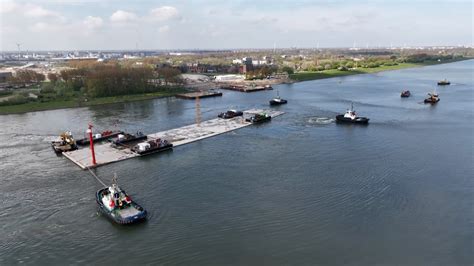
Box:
0;60;472;265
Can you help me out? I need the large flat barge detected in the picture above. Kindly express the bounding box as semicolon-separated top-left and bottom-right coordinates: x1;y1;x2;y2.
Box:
175;90;223;99
220;85;273;92
63;109;284;169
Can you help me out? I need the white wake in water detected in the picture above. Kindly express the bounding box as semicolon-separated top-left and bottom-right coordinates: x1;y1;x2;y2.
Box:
307;117;335;125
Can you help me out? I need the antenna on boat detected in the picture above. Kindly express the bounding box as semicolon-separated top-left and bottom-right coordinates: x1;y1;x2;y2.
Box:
112;173;118;185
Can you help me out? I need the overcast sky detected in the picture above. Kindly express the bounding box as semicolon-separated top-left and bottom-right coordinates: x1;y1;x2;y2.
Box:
0;0;472;51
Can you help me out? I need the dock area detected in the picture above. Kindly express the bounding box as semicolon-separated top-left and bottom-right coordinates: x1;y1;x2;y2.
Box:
63;109;284;169
220;85;273;93
176;90;223;99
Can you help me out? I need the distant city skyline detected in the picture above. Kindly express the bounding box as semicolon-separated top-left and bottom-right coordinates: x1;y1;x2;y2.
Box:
1;0;472;51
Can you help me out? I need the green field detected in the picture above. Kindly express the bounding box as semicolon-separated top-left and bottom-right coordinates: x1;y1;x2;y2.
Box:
289;59;469;82
290;63;423;81
0;90;185;115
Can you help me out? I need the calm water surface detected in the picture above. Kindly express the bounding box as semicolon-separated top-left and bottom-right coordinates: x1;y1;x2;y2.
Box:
0;60;473;265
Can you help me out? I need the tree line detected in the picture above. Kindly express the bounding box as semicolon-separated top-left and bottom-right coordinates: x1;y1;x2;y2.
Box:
59;63;183;97
7;70;45;85
6;61;184;98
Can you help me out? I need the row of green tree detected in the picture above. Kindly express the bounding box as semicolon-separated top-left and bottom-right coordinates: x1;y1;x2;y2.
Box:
7;70;45;85
245;66;278;79
6;62;184;98
56;64;183;97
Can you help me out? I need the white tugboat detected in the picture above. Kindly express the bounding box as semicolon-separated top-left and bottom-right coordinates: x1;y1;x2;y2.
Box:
437;79;450;86
269;91;288;106
96;175;147;225
336;103;369;124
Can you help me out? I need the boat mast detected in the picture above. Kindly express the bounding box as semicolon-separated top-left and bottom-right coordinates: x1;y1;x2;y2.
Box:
112;173;118;186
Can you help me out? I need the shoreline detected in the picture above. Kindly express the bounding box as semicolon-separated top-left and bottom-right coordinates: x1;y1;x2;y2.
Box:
289;58;470;82
0;90;183;115
0;58;470;115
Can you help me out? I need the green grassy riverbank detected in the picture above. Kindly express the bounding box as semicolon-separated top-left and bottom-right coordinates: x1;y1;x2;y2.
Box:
289;59;469;82
0;90;184;115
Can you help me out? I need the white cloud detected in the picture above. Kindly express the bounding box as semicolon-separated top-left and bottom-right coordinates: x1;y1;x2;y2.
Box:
1;2;64;21
149;6;179;21
24;5;60;18
110;10;137;23
29;22;63;32
83;16;103;29
0;1;18;13
158;25;170;33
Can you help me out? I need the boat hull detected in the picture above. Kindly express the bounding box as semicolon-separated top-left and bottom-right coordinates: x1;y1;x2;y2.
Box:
218;111;243;119
437;82;450;85
132;144;173;155
112;135;147;145
96;188;147;225
51;143;77;154
76;131;122;146
335;115;369;124
400;91;411;97
269;99;287;105
424;98;440;104
246;116;272;123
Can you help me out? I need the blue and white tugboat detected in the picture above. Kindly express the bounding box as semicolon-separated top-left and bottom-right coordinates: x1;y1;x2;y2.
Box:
336;103;369;124
96;175;147;225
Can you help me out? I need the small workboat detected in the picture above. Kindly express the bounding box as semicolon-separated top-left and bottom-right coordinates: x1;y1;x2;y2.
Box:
336;103;369;124
131;138;173;155
269;91;287;106
51;131;78;153
437;79;450;85
218;109;244;119
96;175;147;225
400;90;411;97
76;130;123;146
424;92;440;104
245;113;272;123
111;132;147;145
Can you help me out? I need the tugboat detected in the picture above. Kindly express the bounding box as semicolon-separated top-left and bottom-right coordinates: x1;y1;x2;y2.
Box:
218;109;244;119
269;91;288;106
111;132;147;146
400;90;411;98
76;130;123;146
51;131;78;154
437;79;450;85
245;113;272;123
336;103;370;124
424;92;440;104
131;138;173;155
96;175;147;225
